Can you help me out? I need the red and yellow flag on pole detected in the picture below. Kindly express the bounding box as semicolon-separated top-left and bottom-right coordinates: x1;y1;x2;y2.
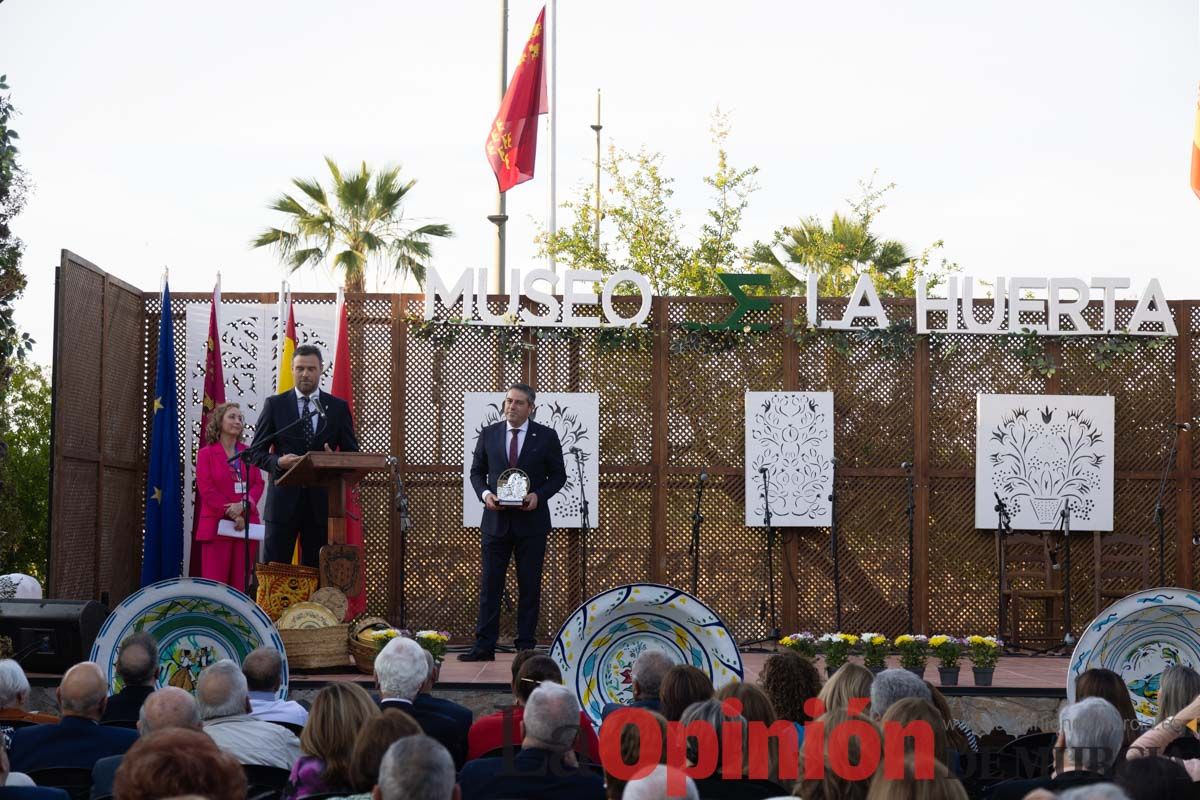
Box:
275;290;303;565
486;6;548;192
331;290;366;618
1192;83;1200;200
188;280;226;576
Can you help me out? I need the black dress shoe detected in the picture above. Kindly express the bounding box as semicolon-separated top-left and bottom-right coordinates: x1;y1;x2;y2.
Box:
457;649;495;662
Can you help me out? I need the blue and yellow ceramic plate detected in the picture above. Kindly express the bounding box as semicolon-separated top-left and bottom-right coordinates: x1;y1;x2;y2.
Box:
90;578;287;699
551;583;743;727
1068;586;1200;725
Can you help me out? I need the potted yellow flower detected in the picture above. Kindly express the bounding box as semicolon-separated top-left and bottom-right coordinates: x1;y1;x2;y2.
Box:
967;635;1003;686
779;632;818;659
894;634;928;678
860;633;889;674
819;632;859;677
929;635;964;686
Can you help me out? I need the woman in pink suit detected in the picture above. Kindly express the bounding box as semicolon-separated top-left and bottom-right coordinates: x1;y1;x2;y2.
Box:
195;402;264;587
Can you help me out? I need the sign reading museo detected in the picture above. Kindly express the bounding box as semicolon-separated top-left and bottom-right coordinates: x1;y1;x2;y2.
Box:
423;266;1177;337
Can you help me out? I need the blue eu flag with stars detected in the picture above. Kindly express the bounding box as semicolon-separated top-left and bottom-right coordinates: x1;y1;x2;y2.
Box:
142;282;183;585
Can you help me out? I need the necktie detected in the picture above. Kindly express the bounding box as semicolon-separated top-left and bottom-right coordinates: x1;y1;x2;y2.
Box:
301;396;315;452
508;428;519;467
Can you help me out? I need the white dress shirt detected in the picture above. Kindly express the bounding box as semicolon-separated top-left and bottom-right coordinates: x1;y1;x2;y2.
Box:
249;690;309;727
203;713;301;769
481;421;528;502
294;388;319;435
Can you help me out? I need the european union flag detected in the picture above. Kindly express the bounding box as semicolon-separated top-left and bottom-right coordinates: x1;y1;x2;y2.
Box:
142;282;183;585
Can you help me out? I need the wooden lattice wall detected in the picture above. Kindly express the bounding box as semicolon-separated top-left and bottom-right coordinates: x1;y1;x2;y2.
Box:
49;252;1200;643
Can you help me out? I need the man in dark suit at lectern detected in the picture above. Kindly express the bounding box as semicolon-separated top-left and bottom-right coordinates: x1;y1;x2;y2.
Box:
248;344;359;568
459;383;566;661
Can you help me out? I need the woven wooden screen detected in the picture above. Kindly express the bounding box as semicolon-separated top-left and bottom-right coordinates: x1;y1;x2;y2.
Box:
48;259;1200;641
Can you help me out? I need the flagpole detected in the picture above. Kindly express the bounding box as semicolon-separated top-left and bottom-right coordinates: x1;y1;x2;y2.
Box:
488;0;510;294
591;89;602;249
547;0;557;274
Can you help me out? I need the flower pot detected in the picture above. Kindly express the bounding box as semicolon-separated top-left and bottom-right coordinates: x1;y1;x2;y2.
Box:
905;666;925;678
1030;497;1062;524
972;667;994;687
938;666;960;687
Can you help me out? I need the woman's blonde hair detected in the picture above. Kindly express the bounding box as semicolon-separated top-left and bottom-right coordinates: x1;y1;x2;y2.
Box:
205;402;243;446
300;682;380;790
817;662;874;716
1157;665;1200;725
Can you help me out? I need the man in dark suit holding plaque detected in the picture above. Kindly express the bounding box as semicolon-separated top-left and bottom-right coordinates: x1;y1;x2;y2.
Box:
460;383;567;661
248;344;359;568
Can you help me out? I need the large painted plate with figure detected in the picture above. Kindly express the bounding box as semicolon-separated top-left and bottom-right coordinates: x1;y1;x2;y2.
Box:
1067;586;1200;725
90;578;287;699
551;583;743;728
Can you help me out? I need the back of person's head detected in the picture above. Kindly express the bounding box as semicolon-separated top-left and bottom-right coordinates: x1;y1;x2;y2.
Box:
680;698;747;775
631;651;674;699
1057;785;1133;800
195;659;249;720
349;709;422;792
716;681;777;724
422;649;437;686
510;648;538;683
818;662;874;716
58;661;108;719
523;681;581;752
139;686;201;734
659;665;714;722
375;734;457;800
801;707;880;800
602;710;668;800
0;659;30;709
374;636;427;701
1061;696;1124;773
1076;668;1139;742
514;655;563;705
1117;755;1197;800
241;646;284;693
865;756;967;800
1156;665;1200;725
870;669;931;718
880;697;950;768
622;764;699;800
922;682;971;756
759;650;822;724
112;728;247;800
116;632;159;687
301;681;380;789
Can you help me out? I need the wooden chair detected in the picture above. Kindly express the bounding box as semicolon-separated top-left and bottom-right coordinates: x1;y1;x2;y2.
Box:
25;766;94;800
1001;533;1065;649
1093;532;1150;614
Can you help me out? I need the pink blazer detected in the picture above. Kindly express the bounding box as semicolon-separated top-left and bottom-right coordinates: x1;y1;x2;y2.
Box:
195;442;264;542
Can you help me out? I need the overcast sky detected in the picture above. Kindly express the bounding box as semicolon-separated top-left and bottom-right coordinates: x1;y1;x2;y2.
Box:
4;0;1198;362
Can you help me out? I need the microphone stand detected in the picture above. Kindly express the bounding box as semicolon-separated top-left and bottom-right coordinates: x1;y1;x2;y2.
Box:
393;461;411;630
1153;426;1181;586
994;494;1012;641
1057;499;1075;646
830;459;842;632
740;467;781;649
571;449;590;597
688;472;708;596
903;462;915;634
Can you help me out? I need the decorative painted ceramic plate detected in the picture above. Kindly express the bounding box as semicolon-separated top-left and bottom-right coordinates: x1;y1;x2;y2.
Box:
90;578;287;699
551;583;744;727
1068;586;1200;725
310;587;348;623
277;601;339;630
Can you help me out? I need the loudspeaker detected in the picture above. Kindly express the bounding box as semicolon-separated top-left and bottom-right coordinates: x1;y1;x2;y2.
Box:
0;600;110;674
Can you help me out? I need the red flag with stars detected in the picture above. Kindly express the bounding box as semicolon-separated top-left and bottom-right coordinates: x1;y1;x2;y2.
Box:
188;282;225;576
485;6;548;192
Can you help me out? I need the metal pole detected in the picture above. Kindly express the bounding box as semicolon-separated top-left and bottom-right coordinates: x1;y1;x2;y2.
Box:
489;0;509;295
590;89;602;249
547;0;557;273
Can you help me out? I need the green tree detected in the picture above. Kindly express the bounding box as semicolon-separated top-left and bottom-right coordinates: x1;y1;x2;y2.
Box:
541;112;758;295
252;157;453;291
0;364;49;579
0;75;31;365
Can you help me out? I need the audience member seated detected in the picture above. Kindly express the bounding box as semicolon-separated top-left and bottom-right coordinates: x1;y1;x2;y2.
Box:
242;646;308;728
869;669;931;719
414;649;472;734
0;659;57;746
111;728;246;800
657;664;714;722
375;637;465;768
1116;754;1197;800
601;650;672;720
757;650;822;746
100;633;158;724
867;754;968;800
602;710;668;800
323;708;421;800
282;681;379;800
818;662;874;716
374;735;459;800
466;654;600;763
1077;667;1144;747
1154;665;1200;760
880;697;952;770
459;683;604;800
1129;686;1200;780
7;662;138;773
988;697;1124;799
716;681;796;787
622;764;699;800
197;658;299;769
924;681;978;754
797;707;878;800
91;686;200;800
681;698;789;800
0;744;69;799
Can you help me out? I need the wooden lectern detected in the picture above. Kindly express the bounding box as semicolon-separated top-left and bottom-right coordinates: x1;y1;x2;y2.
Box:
276;452;390;594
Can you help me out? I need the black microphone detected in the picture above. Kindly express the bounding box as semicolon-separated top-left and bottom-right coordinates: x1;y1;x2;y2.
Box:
758;466;768;475
569;446;581;455
310;396;328;418
901;461;912;471
1174;422;1192;431
699;470;709;483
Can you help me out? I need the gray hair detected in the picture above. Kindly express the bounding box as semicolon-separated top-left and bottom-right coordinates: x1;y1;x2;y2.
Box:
116;632;159;686
1058;785;1130;800
1156;665;1200;724
375;637;427;701
377;735;456;800
195;659;249;720
623;764;699;800
680;698;747;770
523;681;581;750
139;686;201;734
423;648;436;681
0;659;30;708
631;651;673;698
1060;697;1124;773
869;669;931;716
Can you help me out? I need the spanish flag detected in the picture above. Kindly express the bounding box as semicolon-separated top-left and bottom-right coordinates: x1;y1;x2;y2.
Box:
1192;84;1200;200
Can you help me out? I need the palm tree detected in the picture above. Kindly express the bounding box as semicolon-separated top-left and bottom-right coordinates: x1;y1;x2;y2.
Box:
252;157;452;291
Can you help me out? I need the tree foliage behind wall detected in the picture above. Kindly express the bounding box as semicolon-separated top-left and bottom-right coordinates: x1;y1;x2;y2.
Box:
0;364;49;579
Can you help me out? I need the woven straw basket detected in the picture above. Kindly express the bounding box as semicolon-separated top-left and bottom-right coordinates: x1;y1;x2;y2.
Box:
279;624;350;670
